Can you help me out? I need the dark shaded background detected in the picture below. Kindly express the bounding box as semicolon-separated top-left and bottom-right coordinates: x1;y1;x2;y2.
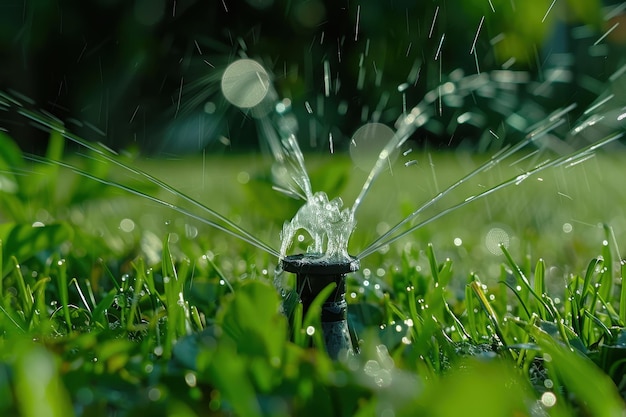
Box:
1;0;624;155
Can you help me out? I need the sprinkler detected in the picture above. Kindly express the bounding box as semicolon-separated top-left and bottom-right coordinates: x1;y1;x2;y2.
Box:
282;254;360;359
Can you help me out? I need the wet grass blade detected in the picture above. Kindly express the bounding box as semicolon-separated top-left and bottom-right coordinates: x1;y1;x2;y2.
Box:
599;225;614;303
619;261;626;326
11;257;32;322
531;324;626;416
426;243;439;285
56;258;72;331
501;246;554;320
302;282;336;351
465;275;480;341
469;279;514;359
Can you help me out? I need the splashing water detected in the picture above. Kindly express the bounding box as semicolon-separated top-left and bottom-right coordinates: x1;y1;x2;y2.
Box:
2;3;625;269
222;57;626;263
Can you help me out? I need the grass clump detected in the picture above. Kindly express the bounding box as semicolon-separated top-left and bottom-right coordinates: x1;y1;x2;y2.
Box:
1;134;626;416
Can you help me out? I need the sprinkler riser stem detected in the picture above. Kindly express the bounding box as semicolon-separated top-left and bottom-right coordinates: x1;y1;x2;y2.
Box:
282;254;359;359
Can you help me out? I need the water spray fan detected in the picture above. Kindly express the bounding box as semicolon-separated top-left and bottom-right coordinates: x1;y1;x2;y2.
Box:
221;55;626;359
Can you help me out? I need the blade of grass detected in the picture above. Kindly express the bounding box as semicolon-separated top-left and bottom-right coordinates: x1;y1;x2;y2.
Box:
426;243;439;285
56;259;72;332
619;261;626;326
530;324;626;416
599;224;613;303
292;302;304;347
501;246;554;320
470;280;514;360
92;289;117;329
465;275;480;341
533;259;547;320
302;281;336;351
127;263;146;331
12;257;32;321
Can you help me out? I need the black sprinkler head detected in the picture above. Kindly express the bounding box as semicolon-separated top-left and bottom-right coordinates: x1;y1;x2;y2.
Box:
281;254;360;359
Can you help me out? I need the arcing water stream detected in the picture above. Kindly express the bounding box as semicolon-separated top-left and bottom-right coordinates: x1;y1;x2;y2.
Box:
219;57;625;264
1;3;625;270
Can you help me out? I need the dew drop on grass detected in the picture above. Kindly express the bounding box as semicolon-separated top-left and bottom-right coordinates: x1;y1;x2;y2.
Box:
306;326;315;336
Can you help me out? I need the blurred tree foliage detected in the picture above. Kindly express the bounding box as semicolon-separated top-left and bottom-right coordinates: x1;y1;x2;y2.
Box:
0;0;622;154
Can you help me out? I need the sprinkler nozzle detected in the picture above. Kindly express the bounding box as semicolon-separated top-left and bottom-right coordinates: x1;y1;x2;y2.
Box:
282;254;359;359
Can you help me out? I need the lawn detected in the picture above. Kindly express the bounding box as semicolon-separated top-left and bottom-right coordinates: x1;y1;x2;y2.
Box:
1;127;626;416
1;2;626;415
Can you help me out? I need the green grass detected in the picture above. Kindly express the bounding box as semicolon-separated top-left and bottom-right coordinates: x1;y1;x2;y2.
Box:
1;132;626;416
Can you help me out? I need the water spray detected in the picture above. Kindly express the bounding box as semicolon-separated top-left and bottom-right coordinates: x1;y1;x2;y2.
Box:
220;56;626;359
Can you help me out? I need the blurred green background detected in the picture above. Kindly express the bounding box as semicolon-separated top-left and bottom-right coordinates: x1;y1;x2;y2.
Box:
1;0;624;155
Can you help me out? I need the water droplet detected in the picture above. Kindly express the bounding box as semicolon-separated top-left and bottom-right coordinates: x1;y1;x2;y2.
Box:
485;227;510;255
148;387;162;402
221;59;270;109
306;326;315;336
541;391;557;407
185;372;197;387
349;123;398;171
119;218;135;232
454;237;463;246
236;171;250;184
364;360;380;375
